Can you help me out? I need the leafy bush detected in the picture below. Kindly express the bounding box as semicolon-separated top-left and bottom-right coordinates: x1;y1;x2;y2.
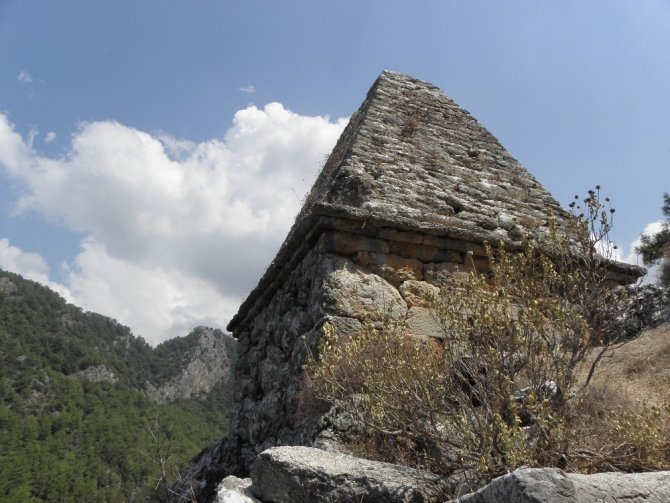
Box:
305;190;668;492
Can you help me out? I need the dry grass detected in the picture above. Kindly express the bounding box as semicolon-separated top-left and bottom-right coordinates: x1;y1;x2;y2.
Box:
400;114;421;138
577;323;670;408
570;323;670;472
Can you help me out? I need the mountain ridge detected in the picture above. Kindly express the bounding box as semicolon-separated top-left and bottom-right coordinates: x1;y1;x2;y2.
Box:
0;268;237;502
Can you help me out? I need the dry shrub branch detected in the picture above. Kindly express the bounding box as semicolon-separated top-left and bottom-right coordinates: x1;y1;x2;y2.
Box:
304;189;669;492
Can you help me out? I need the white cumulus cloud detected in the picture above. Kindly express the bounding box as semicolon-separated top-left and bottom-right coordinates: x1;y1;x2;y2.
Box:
63;239;239;342
239;84;255;94
44;131;57;144
0;105;347;344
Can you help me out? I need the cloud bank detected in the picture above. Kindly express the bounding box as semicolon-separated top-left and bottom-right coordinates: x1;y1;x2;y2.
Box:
0;104;347;344
1;104;663;343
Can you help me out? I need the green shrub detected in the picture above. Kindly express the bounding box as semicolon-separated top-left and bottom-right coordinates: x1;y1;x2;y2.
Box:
305;189;667;493
636;193;670;270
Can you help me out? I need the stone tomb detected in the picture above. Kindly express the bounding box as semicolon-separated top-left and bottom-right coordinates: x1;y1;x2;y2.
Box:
223;71;643;474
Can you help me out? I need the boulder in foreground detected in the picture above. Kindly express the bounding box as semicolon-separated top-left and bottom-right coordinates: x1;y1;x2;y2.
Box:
449;467;670;503
250;446;447;503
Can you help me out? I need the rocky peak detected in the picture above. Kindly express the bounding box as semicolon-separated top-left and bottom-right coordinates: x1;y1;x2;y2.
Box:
145;326;235;404
0;277;19;296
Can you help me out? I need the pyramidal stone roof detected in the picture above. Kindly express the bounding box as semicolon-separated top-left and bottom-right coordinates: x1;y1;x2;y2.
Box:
300;70;564;241
228;71;636;331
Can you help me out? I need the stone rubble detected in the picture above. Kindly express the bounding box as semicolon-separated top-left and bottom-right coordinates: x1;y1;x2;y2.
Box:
215;476;260;503
449;467;670;503
612;284;670;339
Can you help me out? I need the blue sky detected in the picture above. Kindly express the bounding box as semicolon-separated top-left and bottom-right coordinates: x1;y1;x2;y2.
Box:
1;1;669;344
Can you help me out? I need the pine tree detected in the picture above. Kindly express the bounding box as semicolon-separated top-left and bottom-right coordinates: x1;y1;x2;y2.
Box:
636;193;670;266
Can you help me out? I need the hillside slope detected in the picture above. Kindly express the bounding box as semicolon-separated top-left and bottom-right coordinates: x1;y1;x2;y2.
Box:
0;270;236;502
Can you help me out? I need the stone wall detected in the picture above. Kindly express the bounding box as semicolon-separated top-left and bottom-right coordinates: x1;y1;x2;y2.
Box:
227;221;493;472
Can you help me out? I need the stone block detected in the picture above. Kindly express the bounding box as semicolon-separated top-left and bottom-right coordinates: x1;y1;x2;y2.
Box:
404;306;444;340
325;316;365;338
322;256;407;322
389;240;462;263
377;227;426;244
354;251;423;286
398;280;440;307
423;261;475;287
449;467;670;503
421;236;487;256
251;446;448;503
319;231;390;255
260;346;288;394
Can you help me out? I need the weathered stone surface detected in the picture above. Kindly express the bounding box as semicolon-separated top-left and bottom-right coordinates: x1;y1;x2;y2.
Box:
354;250;424;286
144;327;233;404
390;240;462;263
378;227;427;245
297;71;567;250
449;468;670;503
404;306;444;340
0;277;18;296
215;476;261;503
610;284;670;339
309;406;367;454
221;248;328;474
399;280;440;307
325;316;365;338
250;446;447;503
320;231;390;255
71;365;118;384
423;261;474;287
322;256;407;321
421;236;488;257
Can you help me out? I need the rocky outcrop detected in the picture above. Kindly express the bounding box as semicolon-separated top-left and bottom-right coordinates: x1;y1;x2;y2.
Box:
168;407;368;503
145;327;233;404
250;446;448;503
449;467;670;503
171;436;232;502
215;476;260;503
612;284;670;339
0;277;18;296
72;364;118;384
218;450;670;503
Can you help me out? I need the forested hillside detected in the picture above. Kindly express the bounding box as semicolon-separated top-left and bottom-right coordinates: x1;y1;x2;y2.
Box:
0;270;236;502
